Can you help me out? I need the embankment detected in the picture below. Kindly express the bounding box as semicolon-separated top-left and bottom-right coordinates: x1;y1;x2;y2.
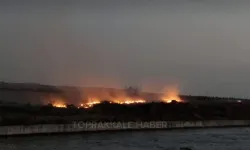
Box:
1;120;250;136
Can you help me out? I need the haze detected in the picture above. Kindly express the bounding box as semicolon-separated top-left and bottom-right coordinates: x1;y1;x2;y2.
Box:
1;0;250;97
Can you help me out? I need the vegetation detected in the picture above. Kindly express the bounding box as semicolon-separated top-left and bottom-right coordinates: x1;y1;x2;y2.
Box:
0;100;249;126
0;82;250;126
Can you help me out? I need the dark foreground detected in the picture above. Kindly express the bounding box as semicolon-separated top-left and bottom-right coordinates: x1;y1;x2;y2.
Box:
1;127;250;150
2;82;250;125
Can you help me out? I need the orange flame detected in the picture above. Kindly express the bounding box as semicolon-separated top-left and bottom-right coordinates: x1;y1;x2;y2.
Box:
47;84;183;109
53;103;67;108
80;97;101;108
77;87;148;108
79;97;146;108
113;99;146;104
161;85;182;103
52;101;67;108
47;97;67;108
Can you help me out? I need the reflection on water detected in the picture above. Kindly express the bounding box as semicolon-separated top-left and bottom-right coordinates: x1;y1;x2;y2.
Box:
1;127;250;150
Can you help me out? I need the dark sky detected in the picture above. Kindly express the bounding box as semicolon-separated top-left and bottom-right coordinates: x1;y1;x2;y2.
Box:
1;0;250;97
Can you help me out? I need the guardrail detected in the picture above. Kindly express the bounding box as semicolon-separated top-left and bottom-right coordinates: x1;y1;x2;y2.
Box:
1;120;250;136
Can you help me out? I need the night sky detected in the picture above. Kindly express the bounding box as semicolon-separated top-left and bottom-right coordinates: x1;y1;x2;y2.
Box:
1;0;250;97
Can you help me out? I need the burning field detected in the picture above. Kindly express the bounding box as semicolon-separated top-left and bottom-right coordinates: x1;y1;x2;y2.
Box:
161;85;182;103
48;85;184;109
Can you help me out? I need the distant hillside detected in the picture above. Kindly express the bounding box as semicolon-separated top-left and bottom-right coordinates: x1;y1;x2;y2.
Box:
0;82;62;93
0;81;249;105
0;82;63;104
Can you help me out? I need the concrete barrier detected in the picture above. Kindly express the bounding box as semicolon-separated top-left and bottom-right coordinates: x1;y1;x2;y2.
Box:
1;120;250;136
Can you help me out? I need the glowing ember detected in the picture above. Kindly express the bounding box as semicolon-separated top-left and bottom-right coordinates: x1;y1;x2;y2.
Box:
80;99;146;108
78;97;146;108
52;102;67;108
48;97;67;108
81;101;101;108
47;85;184;109
114;99;146;104
80;97;101;108
161;85;182;103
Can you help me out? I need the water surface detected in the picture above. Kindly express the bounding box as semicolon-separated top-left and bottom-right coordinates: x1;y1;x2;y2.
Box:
1;127;250;150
